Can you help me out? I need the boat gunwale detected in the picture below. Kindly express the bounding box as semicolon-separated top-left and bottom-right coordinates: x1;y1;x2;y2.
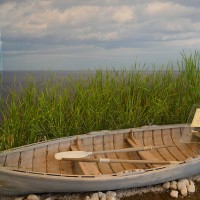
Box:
0;124;189;156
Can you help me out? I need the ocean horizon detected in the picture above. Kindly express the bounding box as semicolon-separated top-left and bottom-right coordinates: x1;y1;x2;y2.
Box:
0;69;181;97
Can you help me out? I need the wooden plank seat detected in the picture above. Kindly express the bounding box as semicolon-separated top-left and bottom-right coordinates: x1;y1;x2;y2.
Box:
59;142;74;175
70;138;101;175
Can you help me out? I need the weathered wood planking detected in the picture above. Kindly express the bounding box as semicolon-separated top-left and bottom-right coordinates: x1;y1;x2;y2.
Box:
162;129;186;161
126;136;148;169
171;128;194;157
132;130;152;168
133;130;144;144
5;152;20;168
113;133;136;170
81;137;93;152
0;156;6;166
181;127;200;154
93;136;113;174
153;129;176;161
71;145;100;175
59;141;73;175
77;138;101;175
143;130;165;161
47;144;60;174
33;146;47;173
104;134;124;173
20;150;33;171
128;132;159;168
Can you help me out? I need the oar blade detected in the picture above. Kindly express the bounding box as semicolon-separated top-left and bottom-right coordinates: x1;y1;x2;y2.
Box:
55;151;92;160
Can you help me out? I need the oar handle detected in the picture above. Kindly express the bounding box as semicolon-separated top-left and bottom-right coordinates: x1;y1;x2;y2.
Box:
62;157;182;165
92;145;175;155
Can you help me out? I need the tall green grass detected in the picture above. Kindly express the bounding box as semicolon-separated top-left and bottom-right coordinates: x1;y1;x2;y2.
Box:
0;52;200;150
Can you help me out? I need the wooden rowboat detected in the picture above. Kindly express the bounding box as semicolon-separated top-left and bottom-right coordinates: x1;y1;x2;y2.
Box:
0;124;200;196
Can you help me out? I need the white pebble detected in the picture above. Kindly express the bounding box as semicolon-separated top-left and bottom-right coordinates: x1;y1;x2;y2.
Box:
26;194;40;200
180;188;187;197
177;181;186;191
90;193;99;200
14;198;24;200
162;182;170;190
85;196;91;200
106;196;116;200
100;193;106;200
170;190;179;198
179;179;189;186
187;185;195;193
98;192;104;198
170;181;177;190
106;191;117;197
44;198;52;200
189;180;195;187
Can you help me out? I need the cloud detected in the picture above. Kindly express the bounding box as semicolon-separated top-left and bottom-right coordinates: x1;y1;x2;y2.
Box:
145;2;192;17
112;6;135;23
1;0;200;70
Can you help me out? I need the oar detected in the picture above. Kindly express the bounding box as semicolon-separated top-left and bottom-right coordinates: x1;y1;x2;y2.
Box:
60;157;183;165
55;145;175;160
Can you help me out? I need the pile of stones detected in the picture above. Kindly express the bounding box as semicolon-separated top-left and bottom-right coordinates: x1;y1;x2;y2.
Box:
13;191;117;200
85;191;117;200
162;179;195;198
14;194;41;200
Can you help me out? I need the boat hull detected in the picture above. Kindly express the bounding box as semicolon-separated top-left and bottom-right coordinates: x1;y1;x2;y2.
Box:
0;157;200;196
0;124;199;196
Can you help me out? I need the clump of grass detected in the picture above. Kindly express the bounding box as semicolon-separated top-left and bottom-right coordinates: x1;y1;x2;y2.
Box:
0;52;200;150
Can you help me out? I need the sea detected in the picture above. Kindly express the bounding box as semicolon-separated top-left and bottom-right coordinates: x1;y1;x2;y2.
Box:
0;69;180;99
0;70;98;98
1;70;95;88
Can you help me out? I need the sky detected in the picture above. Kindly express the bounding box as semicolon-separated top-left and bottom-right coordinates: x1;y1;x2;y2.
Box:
1;0;200;71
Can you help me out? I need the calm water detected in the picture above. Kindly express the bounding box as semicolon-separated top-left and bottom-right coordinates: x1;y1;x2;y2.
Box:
1;69;179;87
1;70;95;88
0;70;97;98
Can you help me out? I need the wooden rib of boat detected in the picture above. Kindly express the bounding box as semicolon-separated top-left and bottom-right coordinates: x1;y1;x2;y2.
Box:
0;124;200;196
